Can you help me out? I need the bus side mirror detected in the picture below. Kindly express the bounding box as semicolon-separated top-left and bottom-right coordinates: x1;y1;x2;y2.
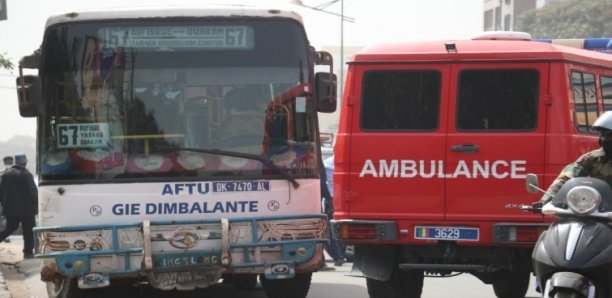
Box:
15;75;42;117
315;72;337;113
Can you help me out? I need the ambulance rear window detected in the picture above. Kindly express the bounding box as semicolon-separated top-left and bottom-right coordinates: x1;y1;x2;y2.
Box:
361;70;441;131
457;69;539;131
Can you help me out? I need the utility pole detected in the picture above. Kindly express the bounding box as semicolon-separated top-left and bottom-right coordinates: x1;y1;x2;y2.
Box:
290;0;354;99
0;0;7;21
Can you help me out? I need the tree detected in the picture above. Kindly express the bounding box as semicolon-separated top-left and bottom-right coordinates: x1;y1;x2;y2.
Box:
0;52;12;69
515;0;612;39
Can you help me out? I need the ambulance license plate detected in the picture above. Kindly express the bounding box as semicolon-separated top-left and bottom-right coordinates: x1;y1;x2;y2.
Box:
414;226;479;241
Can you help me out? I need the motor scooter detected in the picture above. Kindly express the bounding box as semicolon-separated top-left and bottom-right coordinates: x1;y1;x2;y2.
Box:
522;174;612;298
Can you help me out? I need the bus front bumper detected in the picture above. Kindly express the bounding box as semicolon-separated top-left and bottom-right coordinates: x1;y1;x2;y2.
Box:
34;214;328;290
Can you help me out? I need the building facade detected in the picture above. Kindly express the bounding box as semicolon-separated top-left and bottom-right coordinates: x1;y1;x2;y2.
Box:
483;0;558;31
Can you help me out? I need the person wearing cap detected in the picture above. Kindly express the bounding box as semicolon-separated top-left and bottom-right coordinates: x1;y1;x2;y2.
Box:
539;111;612;204
0;154;38;258
1;156;13;173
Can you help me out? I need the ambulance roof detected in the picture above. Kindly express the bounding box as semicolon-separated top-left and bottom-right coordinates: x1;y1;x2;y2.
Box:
352;38;612;68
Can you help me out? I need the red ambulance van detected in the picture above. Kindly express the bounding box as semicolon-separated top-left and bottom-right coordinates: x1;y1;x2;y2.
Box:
332;32;612;298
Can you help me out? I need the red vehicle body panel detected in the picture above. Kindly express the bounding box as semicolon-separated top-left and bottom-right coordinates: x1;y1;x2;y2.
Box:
335;38;612;247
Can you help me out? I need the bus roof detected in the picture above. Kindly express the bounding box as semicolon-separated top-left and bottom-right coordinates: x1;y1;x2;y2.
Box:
45;5;304;28
351;38;612;68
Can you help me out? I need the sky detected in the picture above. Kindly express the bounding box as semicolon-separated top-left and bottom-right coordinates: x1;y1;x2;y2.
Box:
0;0;483;141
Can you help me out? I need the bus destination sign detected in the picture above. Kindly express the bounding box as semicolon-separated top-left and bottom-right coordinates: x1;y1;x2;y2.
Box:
99;26;254;49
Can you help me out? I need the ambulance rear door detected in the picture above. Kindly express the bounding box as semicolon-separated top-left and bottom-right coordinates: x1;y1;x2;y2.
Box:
347;63;450;221
445;63;548;223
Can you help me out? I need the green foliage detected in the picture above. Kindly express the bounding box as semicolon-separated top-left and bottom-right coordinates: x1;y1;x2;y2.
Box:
515;0;612;38
0;52;13;70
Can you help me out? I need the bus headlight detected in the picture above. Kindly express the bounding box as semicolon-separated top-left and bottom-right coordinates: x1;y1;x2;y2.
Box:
566;186;601;214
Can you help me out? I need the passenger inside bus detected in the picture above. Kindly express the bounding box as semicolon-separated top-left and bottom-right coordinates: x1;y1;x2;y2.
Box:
219;85;267;153
127;82;168;153
127;72;187;153
183;95;212;148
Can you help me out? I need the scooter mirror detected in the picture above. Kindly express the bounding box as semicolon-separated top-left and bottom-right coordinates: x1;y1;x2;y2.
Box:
525;173;539;193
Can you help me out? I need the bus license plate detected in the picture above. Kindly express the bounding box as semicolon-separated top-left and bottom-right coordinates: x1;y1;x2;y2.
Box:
153;253;221;269
414;226;479;241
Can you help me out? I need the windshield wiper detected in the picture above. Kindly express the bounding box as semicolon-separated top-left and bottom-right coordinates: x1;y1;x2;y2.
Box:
155;145;300;189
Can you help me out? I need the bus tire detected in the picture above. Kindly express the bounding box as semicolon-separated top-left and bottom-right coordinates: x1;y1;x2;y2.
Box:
366;267;423;298
492;270;530;298
259;273;312;298
46;278;83;298
223;274;258;290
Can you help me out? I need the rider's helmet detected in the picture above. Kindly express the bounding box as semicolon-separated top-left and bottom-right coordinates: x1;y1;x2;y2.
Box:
593;111;612;132
592;111;612;151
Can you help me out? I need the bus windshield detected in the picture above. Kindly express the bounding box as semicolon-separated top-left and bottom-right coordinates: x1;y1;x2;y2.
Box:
38;19;318;182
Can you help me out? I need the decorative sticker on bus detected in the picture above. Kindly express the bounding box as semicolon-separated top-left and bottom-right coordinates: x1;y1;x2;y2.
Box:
57;123;110;149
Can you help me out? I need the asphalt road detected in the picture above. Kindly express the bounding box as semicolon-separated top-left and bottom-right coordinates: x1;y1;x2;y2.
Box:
0;237;542;298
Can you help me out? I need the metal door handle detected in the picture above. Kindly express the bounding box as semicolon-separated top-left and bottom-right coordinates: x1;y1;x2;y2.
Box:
451;144;480;152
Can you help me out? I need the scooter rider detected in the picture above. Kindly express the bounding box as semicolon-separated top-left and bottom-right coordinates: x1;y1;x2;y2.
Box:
539;111;612;204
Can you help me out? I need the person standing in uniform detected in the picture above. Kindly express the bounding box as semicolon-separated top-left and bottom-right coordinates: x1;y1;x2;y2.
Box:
0;155;13;242
322;154;346;266
0;154;38;258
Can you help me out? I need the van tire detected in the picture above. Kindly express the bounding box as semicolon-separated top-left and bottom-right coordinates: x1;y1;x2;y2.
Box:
366;267;423;298
492;270;530;298
259;273;312;298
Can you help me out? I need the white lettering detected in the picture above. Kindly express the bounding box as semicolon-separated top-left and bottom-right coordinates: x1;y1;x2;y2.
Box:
419;160;436;178
359;160;378;177
473;160;490;178
359;159;527;180
511;160;527;179
451;160;472;178
437;160;445;178
400;160;417;178
491;160;509;179
380;160;399;177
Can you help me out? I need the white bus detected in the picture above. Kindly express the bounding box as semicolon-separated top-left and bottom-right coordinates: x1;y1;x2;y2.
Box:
15;6;337;298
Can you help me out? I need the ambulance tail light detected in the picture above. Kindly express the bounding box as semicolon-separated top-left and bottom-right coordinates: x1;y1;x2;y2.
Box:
340;224;376;239
494;224;549;243
331;220;397;241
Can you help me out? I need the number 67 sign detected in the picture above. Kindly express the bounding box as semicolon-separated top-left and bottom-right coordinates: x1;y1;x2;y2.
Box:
57;123;110;149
